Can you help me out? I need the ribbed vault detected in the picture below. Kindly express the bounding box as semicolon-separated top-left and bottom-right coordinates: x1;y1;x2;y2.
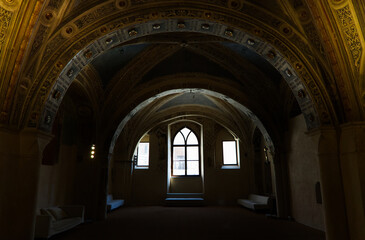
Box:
106;87;279;154
15;2;338;135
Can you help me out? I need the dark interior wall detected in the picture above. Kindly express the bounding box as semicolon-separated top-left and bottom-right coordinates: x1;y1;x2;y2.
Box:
110;117;253;206
204;125;250;205
131;131;167;205
110;125;167;205
37;96;78;209
36;93;97;219
35;103;323;229
252;130;274;196
285;114;324;231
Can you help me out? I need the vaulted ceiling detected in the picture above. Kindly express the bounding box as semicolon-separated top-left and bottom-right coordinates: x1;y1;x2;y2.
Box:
0;0;364;150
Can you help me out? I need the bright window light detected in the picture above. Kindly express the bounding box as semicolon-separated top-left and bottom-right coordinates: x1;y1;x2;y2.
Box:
137;142;149;167
222;141;238;165
172;127;200;176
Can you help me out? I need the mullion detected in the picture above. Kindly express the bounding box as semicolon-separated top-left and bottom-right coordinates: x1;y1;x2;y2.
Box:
184;143;188;176
185;132;187;175
172;128;200;176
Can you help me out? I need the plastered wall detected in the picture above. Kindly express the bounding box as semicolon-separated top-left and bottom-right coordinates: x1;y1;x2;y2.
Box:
110;118;251;206
286;114;324;231
35;112;325;230
36;95;97;219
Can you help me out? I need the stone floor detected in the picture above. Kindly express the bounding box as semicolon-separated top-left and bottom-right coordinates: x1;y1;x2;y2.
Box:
52;206;325;240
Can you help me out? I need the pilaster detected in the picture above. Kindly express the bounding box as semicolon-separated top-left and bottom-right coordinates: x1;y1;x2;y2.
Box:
272;150;291;218
316;127;350;240
0;128;52;240
340;123;365;240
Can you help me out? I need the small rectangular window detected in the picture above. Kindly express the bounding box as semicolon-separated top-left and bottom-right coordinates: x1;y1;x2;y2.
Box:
222;141;238;165
136;142;149;167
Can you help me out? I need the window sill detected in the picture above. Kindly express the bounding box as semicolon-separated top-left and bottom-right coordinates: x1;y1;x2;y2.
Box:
135;166;149;170
221;165;240;170
171;175;200;178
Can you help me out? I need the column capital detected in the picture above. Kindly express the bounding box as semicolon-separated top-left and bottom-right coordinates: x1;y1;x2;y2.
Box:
339;122;365;154
0;127;53;155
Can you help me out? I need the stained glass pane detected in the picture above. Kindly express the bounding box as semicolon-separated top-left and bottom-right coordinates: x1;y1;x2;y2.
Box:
173;132;184;145
187;161;199;175
187;132;198;145
223;141;237;165
187;146;199;160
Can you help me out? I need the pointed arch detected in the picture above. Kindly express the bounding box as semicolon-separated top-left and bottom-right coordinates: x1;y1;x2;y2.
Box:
172;126;200;176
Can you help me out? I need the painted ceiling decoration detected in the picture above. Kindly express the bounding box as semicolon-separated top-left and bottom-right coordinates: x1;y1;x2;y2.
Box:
0;0;364;145
36;15;323;132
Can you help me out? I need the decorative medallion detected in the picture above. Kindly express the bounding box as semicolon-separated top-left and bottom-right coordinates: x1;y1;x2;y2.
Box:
66;69;74;78
225;29;234;37
227;0;243;10
279;24;294;37
266;50;276;60
204;12;212;18
247;38;255;46
295;63;303;70
201;23;210;30
253;28;263;37
177;22;186;29
0;0;20;11
100;26;108;34
297;8;310;24
52;89;62;100
115;0;129;10
152;24;161;30
55;61;63;69
83;50;93;59
41;8;57;26
61;23;78;38
44;114;52;125
105;38;113;45
297;89;306;98
128;28;138;36
285;69;293;77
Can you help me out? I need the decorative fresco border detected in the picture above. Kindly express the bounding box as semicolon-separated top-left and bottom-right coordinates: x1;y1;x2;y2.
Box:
34;18;322;133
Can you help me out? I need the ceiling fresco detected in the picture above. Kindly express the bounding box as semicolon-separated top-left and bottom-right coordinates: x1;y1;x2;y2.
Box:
0;0;364;149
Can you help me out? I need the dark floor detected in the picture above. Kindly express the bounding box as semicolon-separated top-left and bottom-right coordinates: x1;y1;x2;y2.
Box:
52;206;325;240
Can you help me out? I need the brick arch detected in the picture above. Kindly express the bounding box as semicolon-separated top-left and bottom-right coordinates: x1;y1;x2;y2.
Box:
28;7;333;132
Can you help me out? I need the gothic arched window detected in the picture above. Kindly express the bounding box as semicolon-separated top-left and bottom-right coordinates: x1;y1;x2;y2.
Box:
172;127;200;176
